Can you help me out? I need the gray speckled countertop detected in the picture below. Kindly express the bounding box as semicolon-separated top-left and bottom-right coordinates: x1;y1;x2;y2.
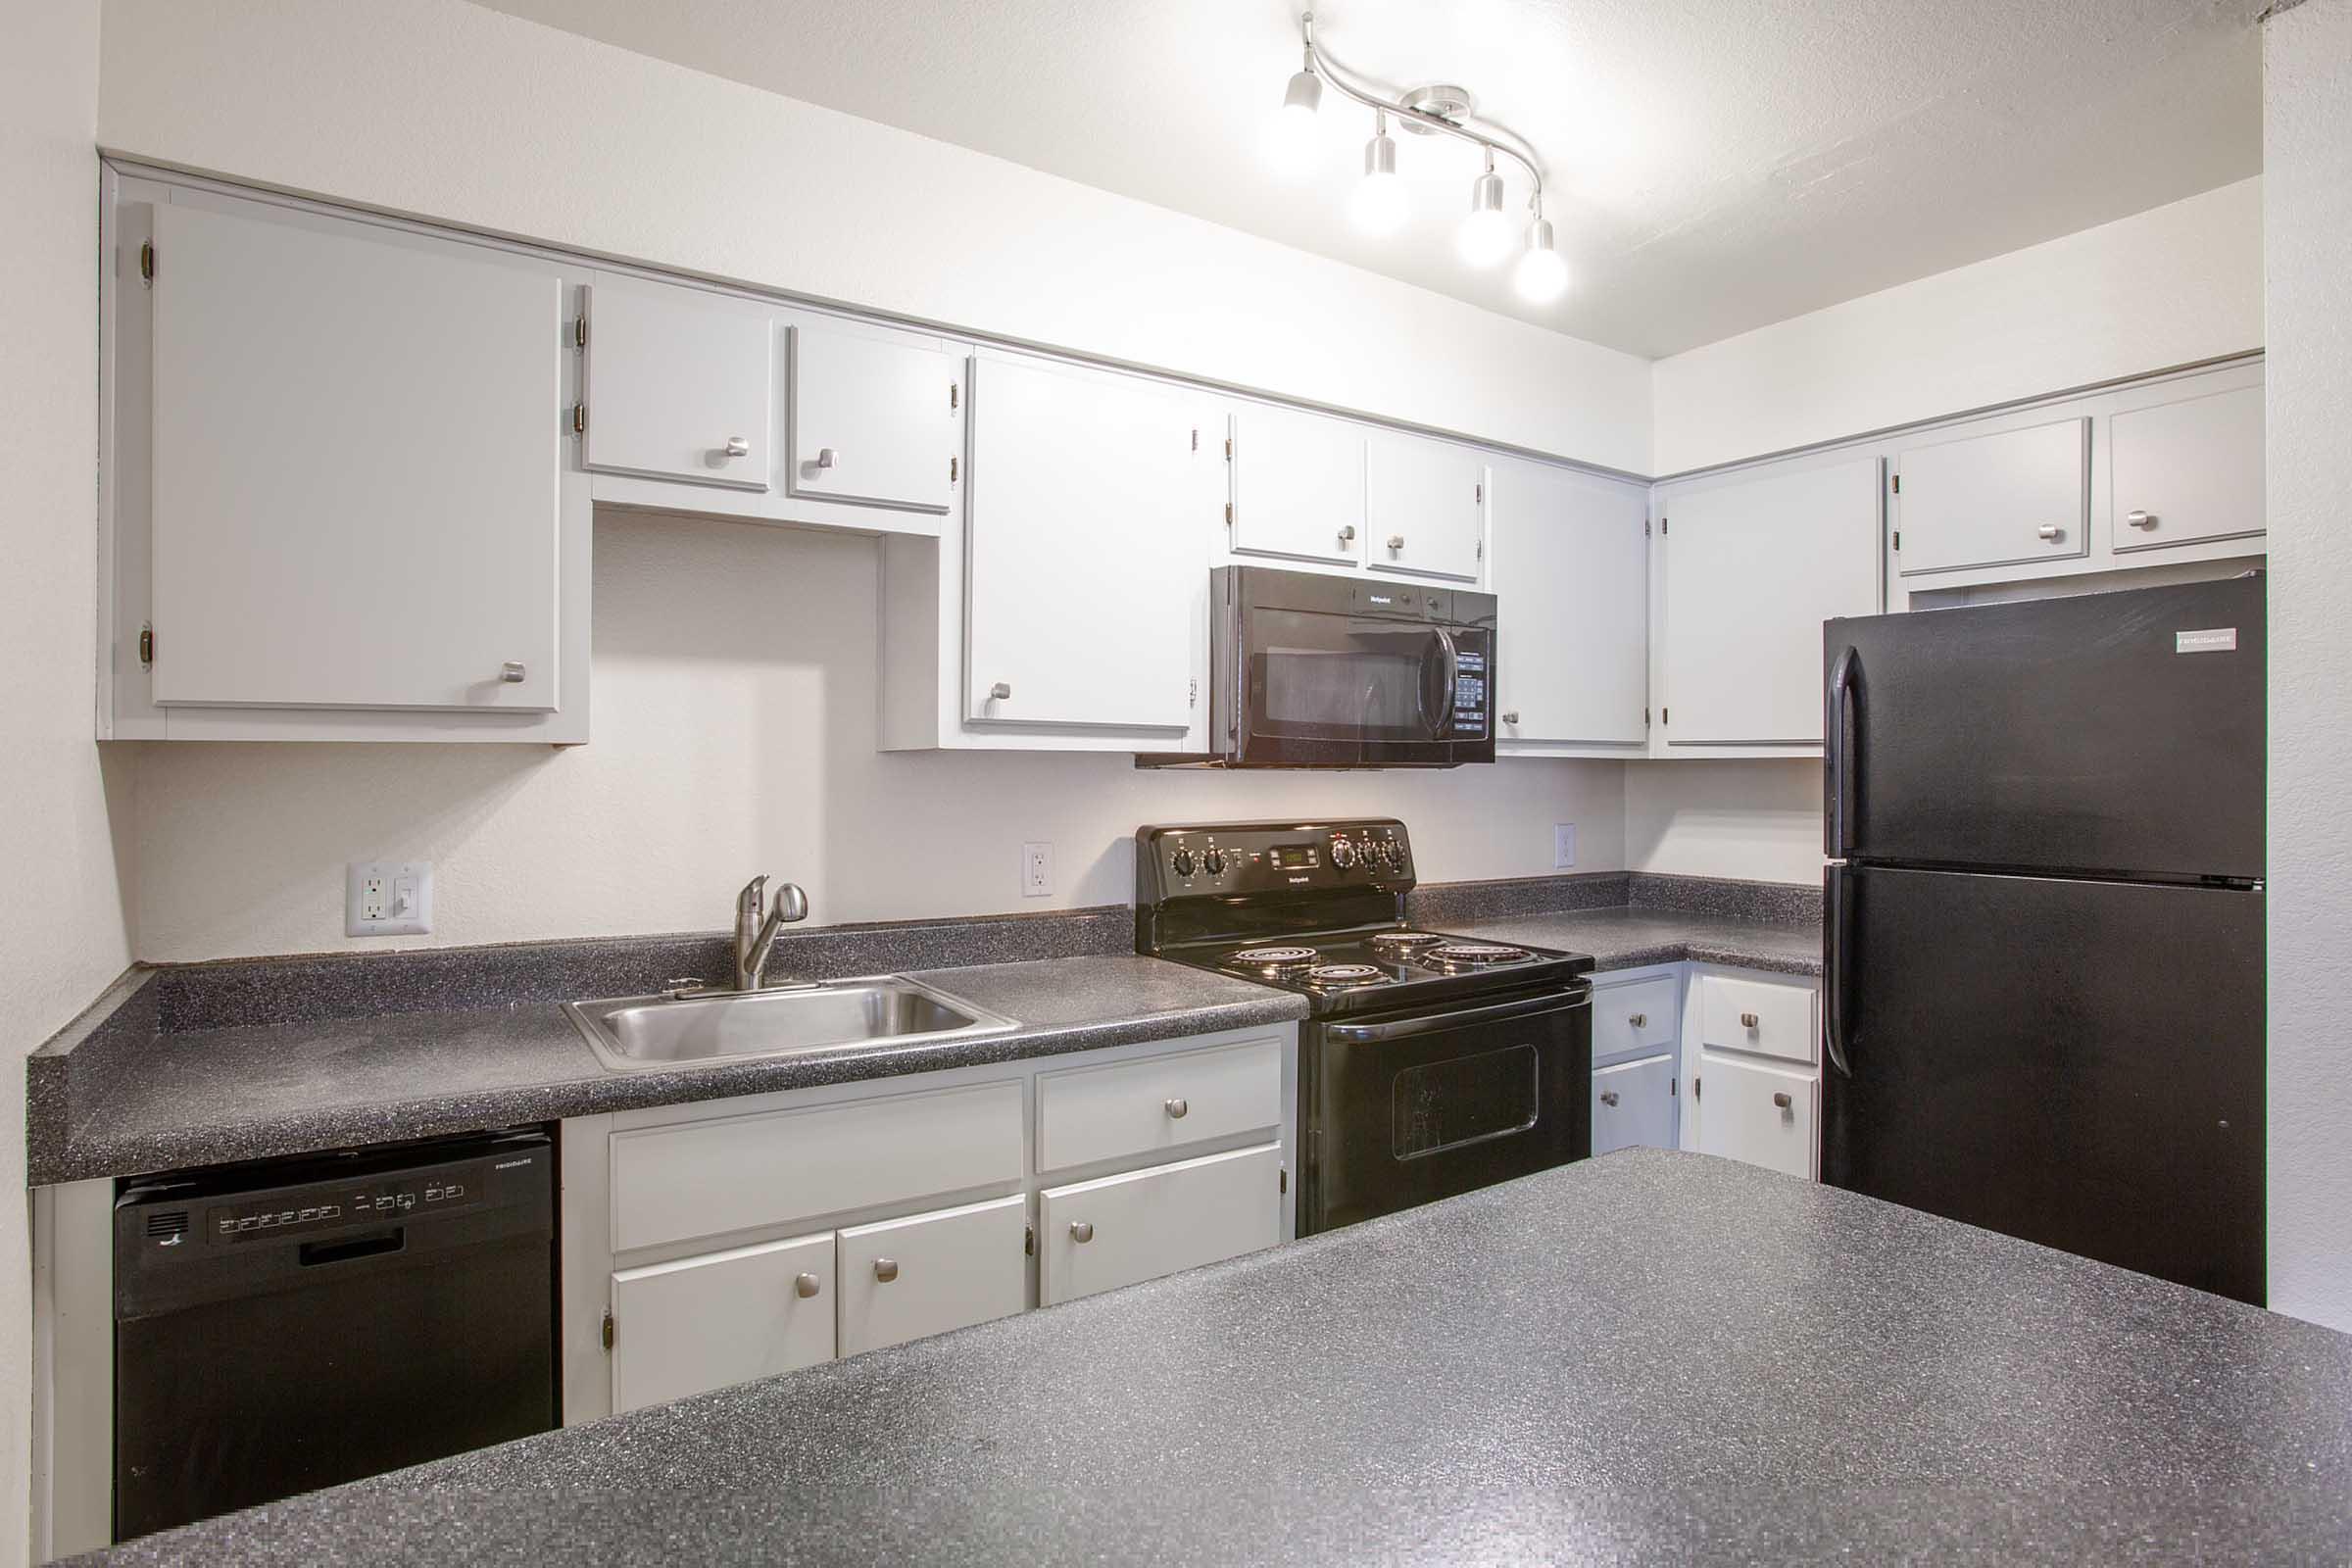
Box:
84;1149;2352;1566
1460;906;1822;976
32;956;1303;1185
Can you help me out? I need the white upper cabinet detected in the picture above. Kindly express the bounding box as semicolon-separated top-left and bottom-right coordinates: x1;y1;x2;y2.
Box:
1226;404;1366;565
1894;416;2088;576
1366;433;1485;581
2110;380;2264;554
787;325;956;514
583;274;772;491
1489;460;1648;751
1656;456;1881;749
964;356;1207;732
143;200;567;716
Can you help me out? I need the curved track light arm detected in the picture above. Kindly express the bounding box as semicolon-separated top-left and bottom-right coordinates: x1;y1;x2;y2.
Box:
1299;11;1548;211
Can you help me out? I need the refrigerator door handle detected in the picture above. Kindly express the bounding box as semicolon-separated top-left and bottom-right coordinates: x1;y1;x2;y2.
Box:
1826;644;1858;858
1823;863;1853;1077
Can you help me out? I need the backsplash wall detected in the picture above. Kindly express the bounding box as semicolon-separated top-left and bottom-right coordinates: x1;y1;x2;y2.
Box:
128;514;1631;962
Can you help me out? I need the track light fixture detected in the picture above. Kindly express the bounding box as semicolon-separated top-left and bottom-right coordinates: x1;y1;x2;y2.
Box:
1272;11;1566;305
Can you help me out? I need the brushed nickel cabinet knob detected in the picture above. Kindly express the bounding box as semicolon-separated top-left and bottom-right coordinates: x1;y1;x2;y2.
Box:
1740;1011;1759;1028
500;662;526;683
2037;524;2063;541
795;1272;820;1299
1501;710;1520;725
1772;1092;1793;1110
1069;1221;1095;1244
873;1257;899;1284
1163;1098;1189;1120
1599;1090;1620;1107
990;682;1011;701
721;435;750;458
2127;510;2158;530
1627;1012;1647;1028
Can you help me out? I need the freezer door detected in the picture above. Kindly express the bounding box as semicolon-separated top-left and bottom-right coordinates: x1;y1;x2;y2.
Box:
1825;575;2262;878
1822;865;2263;1303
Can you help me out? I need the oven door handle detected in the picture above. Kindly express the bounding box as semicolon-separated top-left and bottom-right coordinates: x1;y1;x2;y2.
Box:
1320;987;1587;1044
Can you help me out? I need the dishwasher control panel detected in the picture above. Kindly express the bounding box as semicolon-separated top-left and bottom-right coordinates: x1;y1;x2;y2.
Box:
206;1167;485;1242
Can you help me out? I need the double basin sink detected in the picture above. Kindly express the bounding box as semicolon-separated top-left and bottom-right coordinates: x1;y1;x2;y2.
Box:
565;977;1018;1073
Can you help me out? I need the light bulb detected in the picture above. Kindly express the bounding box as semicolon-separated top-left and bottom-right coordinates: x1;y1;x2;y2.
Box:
1457;169;1512;268
1267;69;1323;177
1514;217;1570;304
1352;118;1406;235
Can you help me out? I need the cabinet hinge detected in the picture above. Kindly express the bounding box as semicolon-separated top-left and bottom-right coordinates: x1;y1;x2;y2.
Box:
1279;1165;1288;1195
138;622;154;668
1023;1225;1035;1257
1693;1076;1701;1101
1643;706;1650;727
1476;481;1484;505
1890;472;1901;494
1189;677;1199;709
951;382;959;411
1660;516;1669;536
1644;518;1651;537
950;455;958;483
1224;502;1233;525
1670;1076;1678;1097
1476;538;1485;561
573;315;587;351
601;1310;615;1351
138;240;155;286
1891;529;1901;551
1662;707;1670;726
1224;436;1233;460
570;402;586;436
1190;427;1198;452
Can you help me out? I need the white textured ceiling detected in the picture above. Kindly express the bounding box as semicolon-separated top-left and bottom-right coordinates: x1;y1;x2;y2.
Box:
469;0;2263;358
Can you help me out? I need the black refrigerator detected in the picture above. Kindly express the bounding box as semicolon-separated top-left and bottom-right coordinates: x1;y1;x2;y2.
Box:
1821;575;2265;1304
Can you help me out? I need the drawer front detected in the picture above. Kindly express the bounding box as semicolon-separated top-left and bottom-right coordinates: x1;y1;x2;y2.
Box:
1592;976;1678;1059
1592;1053;1678;1157
611;1080;1024;1252
1038;1143;1284;1306
1698;973;1817;1065
1037;1039;1283;1173
836;1195;1029;1357
1696;1054;1818;1181
610;1230;833;1413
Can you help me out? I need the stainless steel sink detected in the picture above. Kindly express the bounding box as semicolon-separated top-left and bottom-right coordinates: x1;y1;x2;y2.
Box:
564;976;1018;1073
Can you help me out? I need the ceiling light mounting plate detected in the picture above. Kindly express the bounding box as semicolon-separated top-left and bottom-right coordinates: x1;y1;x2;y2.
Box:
1399;83;1475;133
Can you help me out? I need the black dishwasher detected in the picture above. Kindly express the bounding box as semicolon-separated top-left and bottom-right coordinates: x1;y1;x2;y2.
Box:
112;1126;557;1542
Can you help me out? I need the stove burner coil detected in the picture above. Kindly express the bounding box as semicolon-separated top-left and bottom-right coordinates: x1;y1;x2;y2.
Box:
1304;963;1384;985
1231;945;1320;968
1366;931;1443;952
1424;942;1532;966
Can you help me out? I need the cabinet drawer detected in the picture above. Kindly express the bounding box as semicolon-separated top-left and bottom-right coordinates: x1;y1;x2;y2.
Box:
610;1230;833;1413
1592;977;1678;1059
1696;1055;1817;1181
1038;1143;1284;1306
611;1081;1024;1252
1698;974;1816;1065
836;1195;1028;1357
1592;1053;1677;1157
1037;1039;1282;1172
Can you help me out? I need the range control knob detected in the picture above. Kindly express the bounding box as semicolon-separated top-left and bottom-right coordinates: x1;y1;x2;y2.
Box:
1378;839;1402;867
1171;847;1197;877
1330;839;1358;869
1202;848;1226;876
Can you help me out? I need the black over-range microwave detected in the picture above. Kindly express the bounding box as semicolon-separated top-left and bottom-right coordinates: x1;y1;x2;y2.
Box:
1142;565;1496;768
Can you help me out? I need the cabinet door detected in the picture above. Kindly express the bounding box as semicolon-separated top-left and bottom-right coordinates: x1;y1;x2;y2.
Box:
1894;416;2087;576
1658;457;1880;746
835;1195;1028;1358
609;1231;832;1413
584;275;772;490
1038;1143;1283;1306
1228;404;1365;564
1366;434;1484;581
1592;1054;1677;1157
965;357;1205;730
1696;1055;1817;1180
2110;381;2264;553
787;325;956;514
147;202;564;711
1490;461;1647;747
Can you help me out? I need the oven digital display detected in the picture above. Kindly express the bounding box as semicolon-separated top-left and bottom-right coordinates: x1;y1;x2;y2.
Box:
1270;845;1319;869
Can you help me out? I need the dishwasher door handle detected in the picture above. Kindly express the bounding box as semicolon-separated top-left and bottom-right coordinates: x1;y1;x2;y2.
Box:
299;1228;406;1268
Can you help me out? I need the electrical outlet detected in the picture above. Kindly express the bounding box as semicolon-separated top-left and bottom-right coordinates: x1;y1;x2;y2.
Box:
1021;842;1053;899
1552;824;1577;870
347;859;432;937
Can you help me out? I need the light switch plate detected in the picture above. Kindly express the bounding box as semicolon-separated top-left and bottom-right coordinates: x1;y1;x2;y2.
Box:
1552;824;1577;870
347;859;433;936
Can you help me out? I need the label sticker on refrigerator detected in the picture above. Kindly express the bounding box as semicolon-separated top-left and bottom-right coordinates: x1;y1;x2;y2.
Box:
2175;628;2237;654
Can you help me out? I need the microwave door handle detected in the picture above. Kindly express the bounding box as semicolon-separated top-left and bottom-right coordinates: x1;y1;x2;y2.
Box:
1429;626;1461;742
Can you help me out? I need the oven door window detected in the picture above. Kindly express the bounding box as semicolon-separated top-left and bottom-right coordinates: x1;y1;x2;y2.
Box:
1249;611;1484;744
1394;1044;1541;1159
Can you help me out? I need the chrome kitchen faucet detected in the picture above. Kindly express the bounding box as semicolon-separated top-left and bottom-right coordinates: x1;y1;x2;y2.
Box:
734;875;810;992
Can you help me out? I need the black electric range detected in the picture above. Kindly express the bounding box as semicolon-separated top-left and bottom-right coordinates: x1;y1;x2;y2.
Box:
1136;819;1594;1234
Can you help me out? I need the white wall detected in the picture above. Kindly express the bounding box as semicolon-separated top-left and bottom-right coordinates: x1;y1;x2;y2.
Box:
0;3;134;1562
2263;0;2352;1333
1622;761;1824;886
130;515;1626;961
1652;178;2264;474
92;0;1651;474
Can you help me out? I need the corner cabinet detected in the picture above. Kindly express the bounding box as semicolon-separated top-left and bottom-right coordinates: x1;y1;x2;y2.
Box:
560;1023;1298;1422
1649;455;1883;756
101;174;591;742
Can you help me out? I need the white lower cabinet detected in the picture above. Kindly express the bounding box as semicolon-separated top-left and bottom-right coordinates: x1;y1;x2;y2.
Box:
836;1195;1030;1357
1592;1054;1678;1157
1038;1143;1285;1306
1695;1055;1818;1181
610;1231;833;1414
